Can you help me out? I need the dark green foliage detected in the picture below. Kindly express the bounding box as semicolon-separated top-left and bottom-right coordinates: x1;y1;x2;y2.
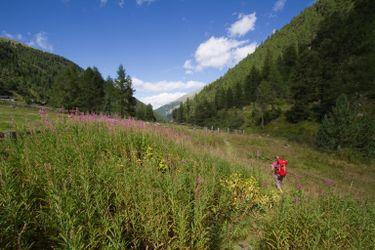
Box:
214;87;226;110
233;83;244;108
115;65;137;118
0;38;81;103
135;102;156;121
225;88;234;109
243;66;261;104
278;44;298;83
253;108;281;127
103;77;118;114
50;65;82;110
290;0;375;120
49;65;138;116
256;80;275;128
316;94;374;157
77;67;105;112
0;39;156;121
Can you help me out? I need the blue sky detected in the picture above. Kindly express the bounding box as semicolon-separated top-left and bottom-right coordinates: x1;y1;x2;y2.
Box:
0;0;313;108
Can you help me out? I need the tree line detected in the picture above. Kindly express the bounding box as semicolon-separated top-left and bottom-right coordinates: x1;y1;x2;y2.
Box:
0;39;155;121
50;64;155;121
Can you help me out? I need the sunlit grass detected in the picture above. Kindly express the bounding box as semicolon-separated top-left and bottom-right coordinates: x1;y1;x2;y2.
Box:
0;108;374;249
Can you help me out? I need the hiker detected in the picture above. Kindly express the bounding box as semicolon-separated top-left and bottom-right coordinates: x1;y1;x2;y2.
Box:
271;156;288;192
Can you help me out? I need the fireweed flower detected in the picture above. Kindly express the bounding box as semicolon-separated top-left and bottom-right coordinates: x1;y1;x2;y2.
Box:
293;196;301;204
296;183;303;190
324;179;335;186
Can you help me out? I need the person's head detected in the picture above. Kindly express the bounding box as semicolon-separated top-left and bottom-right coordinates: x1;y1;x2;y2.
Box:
275;156;280;160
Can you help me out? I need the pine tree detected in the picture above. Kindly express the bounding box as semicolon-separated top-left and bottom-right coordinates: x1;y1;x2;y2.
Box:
50;65;81;110
214;87;226;110
225;88;234;109
77;67;105;112
234;83;244;108
185;98;191;122
279;44;298;82
244;66;261;104
256;80;274;128
115;65;136;118
103;77;117;115
145;104;156;121
316;94;370;152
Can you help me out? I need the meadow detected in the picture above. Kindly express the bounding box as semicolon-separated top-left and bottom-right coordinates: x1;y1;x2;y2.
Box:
0;105;374;249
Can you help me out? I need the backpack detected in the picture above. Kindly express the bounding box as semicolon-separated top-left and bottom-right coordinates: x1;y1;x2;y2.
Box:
277;159;288;177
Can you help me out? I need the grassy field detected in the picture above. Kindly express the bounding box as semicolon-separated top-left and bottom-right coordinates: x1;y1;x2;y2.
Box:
0;106;374;249
0;103;59;131
0;104;40;130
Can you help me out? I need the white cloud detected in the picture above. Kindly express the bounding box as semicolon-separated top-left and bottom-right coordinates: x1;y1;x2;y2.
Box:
185;36;257;72
27;32;53;52
1;31;22;40
133;77;205;93
141;92;186;108
228;12;257;37
100;0;108;7
118;0;125;8
273;0;287;12
233;42;257;63
183;60;194;74
88;0;155;8
1;31;14;39
1;31;53;52
136;0;155;5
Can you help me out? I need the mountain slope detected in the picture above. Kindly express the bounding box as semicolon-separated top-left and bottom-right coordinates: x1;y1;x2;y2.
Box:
173;0;374;157
0;37;82;103
195;0;352;99
155;91;198;119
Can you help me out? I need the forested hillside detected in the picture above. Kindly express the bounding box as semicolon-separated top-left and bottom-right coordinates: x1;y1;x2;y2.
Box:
0;38;155;121
173;0;375;158
0;37;81;103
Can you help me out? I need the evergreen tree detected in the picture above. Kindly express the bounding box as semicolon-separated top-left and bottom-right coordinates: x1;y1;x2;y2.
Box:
77;67;105;112
225;88;234;109
234;83;244;108
256;80;274;128
278;44;298;82
115;65;136;118
244;66;261;104
50;65;81;110
145;104;156;121
103;77;118;115
214;87;226;110
185;98;191;122
316;94;374;157
262;49;273;81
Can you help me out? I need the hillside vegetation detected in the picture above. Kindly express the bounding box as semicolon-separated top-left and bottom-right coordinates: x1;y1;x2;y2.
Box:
172;0;375;158
0;37;81;103
0;39;156;121
0;111;374;248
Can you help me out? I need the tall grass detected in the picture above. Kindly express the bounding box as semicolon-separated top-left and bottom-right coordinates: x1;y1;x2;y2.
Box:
0;115;273;248
261;192;375;249
1;114;374;249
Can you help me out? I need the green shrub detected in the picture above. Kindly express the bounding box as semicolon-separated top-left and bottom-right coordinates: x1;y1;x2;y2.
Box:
316;94;375;158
